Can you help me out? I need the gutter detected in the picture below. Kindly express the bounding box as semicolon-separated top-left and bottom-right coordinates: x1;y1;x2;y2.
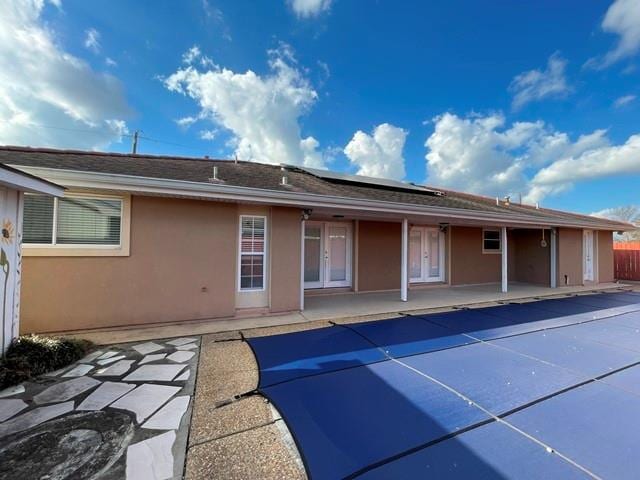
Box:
11;165;632;231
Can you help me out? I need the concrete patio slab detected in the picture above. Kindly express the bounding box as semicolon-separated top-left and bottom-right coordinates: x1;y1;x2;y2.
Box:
185;422;306;480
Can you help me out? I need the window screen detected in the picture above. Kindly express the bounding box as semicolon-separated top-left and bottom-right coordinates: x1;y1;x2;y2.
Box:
23;194;54;244
23;194;122;246
239;216;266;290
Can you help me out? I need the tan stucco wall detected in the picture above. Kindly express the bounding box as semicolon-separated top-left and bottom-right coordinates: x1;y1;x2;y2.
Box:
512;230;551;286
557;228;583;286
598;230;614;283
450;226;504;285
357;221;401;292
21;196;238;333
269;207;302;312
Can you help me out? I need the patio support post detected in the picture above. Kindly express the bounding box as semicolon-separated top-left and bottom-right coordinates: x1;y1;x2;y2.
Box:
501;226;508;293
300;218;305;310
550;227;557;288
401;218;408;302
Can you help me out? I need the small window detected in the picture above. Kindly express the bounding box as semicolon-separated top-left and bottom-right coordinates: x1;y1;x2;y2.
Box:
23;193;123;247
239;216;266;291
482;229;501;253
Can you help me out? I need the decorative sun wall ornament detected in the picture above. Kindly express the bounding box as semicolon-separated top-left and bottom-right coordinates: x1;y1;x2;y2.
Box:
1;219;15;245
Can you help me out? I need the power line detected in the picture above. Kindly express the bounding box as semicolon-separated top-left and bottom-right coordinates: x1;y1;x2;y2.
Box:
0;121;206;155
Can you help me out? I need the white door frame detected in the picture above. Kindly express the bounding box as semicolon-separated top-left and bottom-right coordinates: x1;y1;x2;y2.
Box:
409;226;445;283
583;229;595;282
304;221;353;289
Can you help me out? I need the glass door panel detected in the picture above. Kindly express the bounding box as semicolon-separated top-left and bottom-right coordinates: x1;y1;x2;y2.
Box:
328;226;347;282
304;225;322;287
427;229;440;278
409;229;423;280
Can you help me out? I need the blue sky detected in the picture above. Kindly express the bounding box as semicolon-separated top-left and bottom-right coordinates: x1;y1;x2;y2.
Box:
2;0;640;215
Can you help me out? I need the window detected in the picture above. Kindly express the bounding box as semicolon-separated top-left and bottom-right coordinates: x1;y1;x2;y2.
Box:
239;216;266;291
22;193;130;256
482;228;501;253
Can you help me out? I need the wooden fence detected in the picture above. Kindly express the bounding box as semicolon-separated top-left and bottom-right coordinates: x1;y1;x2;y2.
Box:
614;249;640;281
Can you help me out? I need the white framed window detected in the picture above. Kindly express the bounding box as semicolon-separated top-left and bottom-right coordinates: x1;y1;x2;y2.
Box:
238;215;267;291
482;228;501;254
22;192;131;256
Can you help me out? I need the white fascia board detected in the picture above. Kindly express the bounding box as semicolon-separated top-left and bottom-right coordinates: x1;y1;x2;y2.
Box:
0;166;64;196
10;165;630;231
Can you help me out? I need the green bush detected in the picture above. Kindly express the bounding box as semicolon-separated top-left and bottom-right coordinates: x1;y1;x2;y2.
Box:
0;335;94;389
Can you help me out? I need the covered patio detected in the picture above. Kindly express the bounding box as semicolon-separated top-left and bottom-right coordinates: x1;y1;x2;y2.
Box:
302;281;627;322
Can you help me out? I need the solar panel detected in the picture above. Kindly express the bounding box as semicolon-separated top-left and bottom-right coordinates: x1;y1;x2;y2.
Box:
296;165;445;195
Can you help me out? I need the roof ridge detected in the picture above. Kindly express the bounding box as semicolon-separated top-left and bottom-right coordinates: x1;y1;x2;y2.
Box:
0;145;252;165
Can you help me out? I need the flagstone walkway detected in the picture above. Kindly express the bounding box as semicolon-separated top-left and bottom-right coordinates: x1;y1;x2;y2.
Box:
0;336;200;480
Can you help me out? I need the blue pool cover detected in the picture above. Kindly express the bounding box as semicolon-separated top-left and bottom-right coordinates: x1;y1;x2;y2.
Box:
247;293;640;479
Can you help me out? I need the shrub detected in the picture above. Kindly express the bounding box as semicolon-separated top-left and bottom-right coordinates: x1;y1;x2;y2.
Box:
0;335;94;389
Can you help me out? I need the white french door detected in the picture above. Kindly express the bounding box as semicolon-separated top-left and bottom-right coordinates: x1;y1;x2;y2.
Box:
583;230;594;282
304;222;352;289
409;226;445;283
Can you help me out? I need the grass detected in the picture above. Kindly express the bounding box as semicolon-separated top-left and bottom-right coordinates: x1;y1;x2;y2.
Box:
0;335;94;390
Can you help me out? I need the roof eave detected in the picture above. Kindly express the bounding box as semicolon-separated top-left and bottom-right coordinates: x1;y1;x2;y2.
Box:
10;165;630;231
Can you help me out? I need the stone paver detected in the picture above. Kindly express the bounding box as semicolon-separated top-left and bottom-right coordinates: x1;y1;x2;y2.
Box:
62;363;94;377
97;354;127;366
33;376;100;405
140;353;167;365
111;384;182;422
126;430;176;480
143;396;190;430
0;335;200;480
77;381;136;411
0;402;74;438
167;351;195;363
123;364;186;382
132;342;164;355
166;337;198;347
0;399;28;422
95;360;136;377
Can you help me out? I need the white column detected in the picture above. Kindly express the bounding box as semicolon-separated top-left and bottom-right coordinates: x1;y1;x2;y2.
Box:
401;218;408;302
300;219;305;311
501;226;508;293
550;227;557;288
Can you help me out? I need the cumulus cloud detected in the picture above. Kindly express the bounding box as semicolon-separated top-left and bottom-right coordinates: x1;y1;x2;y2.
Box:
614;94;636;107
344;123;407;180
164;43;325;167
84;28;100;53
509;53;571;110
0;0;131;150
585;0;640;69
424;112;639;204
199;129;217;140
287;0;332;18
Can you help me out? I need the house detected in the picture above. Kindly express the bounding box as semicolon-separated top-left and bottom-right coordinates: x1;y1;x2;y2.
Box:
0;163;64;351
0;146;631;334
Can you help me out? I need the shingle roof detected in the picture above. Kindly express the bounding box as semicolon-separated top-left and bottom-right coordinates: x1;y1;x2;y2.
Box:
0;145;630;230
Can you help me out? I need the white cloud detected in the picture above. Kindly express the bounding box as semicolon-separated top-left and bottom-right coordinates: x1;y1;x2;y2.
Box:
84;28;100;53
287;0;332;18
165;44;324;167
527;133;640;201
424;112;637;204
0;0;131;150
614;94;636;107
105;57;117;67
509;53;570;110
344;123;407;180
199;129;218;140
182;45;202;65
585;0;640;69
